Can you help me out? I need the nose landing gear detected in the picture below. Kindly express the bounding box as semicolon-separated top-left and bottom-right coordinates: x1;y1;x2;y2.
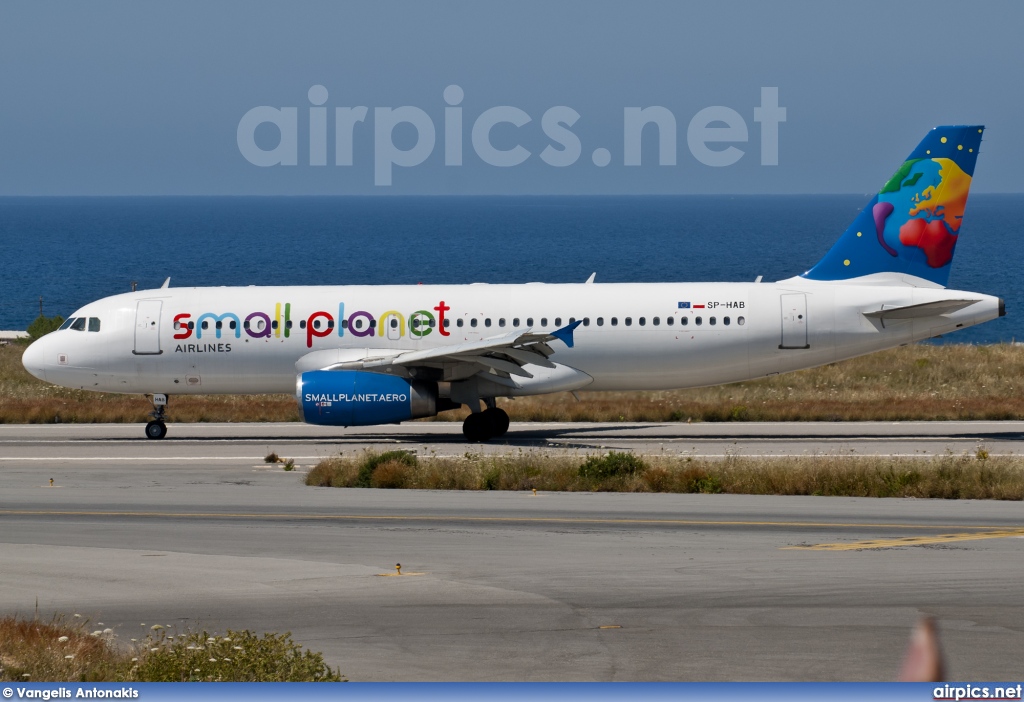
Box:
145;393;168;440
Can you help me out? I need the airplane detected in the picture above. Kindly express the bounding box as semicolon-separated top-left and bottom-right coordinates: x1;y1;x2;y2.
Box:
22;125;1003;441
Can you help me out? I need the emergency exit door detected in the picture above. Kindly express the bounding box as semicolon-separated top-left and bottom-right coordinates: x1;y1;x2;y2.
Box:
134;300;163;355
779;294;809;349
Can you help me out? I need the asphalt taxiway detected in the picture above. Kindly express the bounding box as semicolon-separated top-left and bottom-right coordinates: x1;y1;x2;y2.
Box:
0;422;1022;680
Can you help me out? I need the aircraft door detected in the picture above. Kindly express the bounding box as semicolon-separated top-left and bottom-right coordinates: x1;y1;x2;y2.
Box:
134;300;163;355
779;294;809;349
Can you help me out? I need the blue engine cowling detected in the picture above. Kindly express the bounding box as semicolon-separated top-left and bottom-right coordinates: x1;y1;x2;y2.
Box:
297;370;441;426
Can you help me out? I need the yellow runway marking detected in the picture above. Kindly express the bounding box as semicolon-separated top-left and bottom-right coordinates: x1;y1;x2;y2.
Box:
0;509;1019;533
785;528;1024;551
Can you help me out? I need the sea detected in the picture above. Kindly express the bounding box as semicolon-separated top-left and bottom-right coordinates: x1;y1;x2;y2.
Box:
0;195;1020;344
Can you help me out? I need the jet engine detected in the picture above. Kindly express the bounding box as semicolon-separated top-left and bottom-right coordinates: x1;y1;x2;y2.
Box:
296;370;453;426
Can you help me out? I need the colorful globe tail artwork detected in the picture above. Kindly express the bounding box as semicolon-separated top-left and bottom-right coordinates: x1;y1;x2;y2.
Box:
803;125;984;287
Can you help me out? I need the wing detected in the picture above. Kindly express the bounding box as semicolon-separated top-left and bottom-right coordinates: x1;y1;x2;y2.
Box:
318;321;582;387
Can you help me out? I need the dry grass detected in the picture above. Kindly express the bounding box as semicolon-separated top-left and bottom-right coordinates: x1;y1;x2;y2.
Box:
5;342;1024;424
306;450;1024;500
0;615;344;682
0;615;127;682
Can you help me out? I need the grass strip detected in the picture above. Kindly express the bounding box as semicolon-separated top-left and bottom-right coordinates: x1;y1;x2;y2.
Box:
5;342;1024;424
306;450;1024;500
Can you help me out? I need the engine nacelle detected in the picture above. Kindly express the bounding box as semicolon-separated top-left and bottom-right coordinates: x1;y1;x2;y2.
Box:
297;370;441;426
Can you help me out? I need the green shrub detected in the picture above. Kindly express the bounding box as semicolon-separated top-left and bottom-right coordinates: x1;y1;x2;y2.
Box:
356;450;418;487
26;315;64;340
578;451;647;479
135;629;344;682
0;617;345;682
679;467;723;494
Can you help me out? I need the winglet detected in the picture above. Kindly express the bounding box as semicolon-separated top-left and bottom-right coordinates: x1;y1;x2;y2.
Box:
585;272;596;284
550;320;583;348
160;277;171;289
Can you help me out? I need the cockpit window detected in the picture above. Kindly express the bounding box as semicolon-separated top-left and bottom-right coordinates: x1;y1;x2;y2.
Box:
88;317;101;332
59;318;75;331
69;318;86;331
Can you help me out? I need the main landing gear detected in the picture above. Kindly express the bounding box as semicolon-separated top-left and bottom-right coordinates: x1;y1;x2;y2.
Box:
462;407;510;442
145;393;168;440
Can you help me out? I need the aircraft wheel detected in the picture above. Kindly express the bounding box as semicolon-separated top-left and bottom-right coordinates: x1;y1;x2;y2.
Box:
145;420;167;440
462;412;490;442
482;407;509;437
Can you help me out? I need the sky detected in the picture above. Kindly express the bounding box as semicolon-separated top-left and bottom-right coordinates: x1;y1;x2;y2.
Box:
1;0;1022;195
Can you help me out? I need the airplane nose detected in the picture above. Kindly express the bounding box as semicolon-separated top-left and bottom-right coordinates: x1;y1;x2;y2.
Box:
22;338;48;382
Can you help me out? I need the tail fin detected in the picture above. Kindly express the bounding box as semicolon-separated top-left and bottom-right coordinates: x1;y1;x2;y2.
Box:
802;125;984;286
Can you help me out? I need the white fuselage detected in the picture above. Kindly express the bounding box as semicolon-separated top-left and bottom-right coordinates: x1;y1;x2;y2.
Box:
22;275;1002;397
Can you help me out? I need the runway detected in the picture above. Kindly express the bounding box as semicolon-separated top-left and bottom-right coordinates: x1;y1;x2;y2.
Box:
0;422;1022;680
2;419;1024;464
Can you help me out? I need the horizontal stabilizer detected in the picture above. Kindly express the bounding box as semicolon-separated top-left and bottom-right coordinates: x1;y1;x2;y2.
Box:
863;299;980;321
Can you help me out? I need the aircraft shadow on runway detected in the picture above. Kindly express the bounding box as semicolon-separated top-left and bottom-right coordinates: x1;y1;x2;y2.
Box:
100;425;1024;448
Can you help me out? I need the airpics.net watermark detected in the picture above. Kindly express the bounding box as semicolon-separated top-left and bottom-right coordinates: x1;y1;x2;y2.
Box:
237;86;786;186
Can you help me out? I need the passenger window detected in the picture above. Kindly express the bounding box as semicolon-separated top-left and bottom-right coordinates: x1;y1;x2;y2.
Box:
513;318;520;327
583;318;590;326
70;318;86;331
188;321;195;330
666;317;673;326
244;320;251;329
59;318;75;330
283;320;289;329
625;317;632;326
653;317;660;326
201;321;209;330
88;318;101;332
216;321;223;330
354;319;363;330
313;319;321;330
710;317;717;325
499;318;506;327
526;317;533;326
457;319;464;327
681;317;688;326
470;319;478;328
639;317;646;326
611;317;618;326
540;318;547;326
695;317;702;325
444;319;451;328
231;320;239;330
596;317;604;326
173;321;181;331
271;320;278;330
555;317;562;326
327;320;334;329
391;318;399;329
485;318;492;327
299;320;306;329
737;316;746;325
569;317;576;325
724;317;730;326
429;319;435;327
341;319;348;329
